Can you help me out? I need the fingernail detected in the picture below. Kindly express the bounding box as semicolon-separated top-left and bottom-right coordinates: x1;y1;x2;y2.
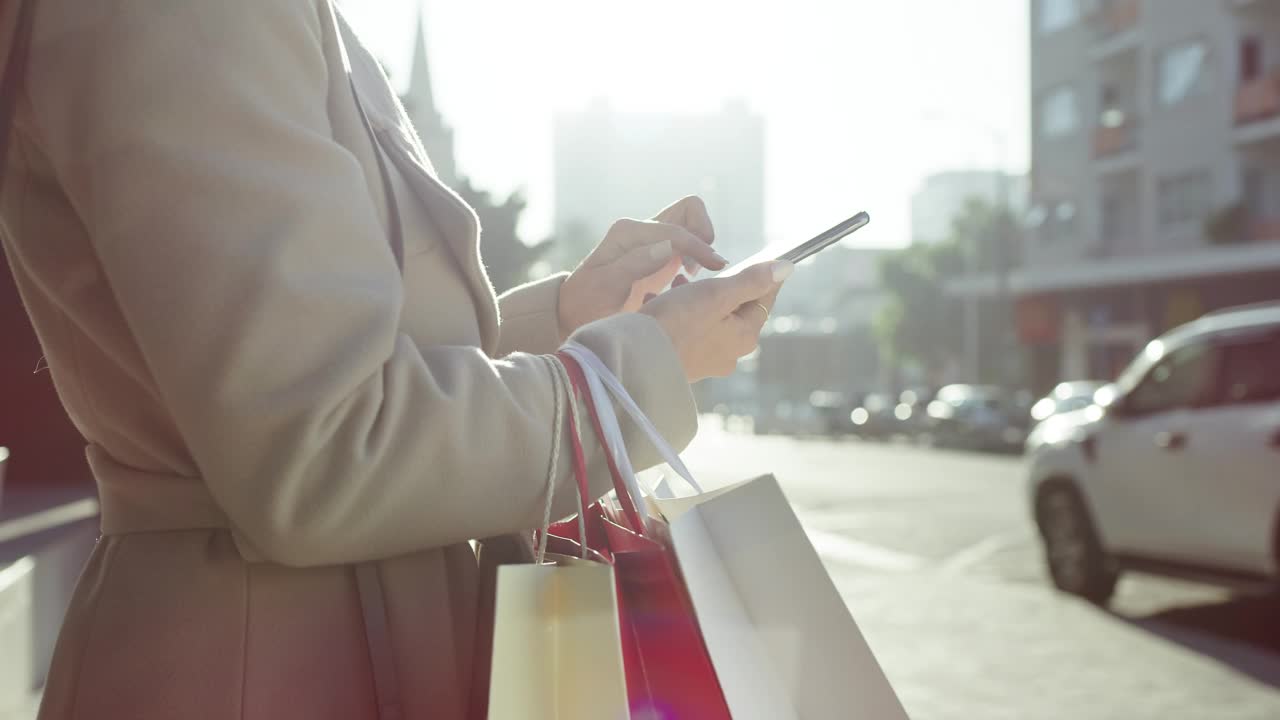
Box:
770;260;795;283
649;240;673;261
709;251;729;268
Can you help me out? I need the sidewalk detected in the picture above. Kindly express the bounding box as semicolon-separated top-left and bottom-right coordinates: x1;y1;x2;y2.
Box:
831;566;1280;720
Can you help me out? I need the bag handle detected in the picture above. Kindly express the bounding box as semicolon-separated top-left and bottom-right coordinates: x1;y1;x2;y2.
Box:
560;343;704;508
535;354;591;562
558;351;649;535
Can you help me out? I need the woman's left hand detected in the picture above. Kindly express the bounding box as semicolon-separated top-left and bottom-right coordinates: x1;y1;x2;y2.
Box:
557;196;728;338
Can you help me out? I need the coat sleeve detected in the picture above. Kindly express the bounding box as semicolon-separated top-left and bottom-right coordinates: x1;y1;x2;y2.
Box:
25;0;697;566
496;273;568;357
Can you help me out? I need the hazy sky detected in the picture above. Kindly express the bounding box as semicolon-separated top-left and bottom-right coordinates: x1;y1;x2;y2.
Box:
341;0;1030;254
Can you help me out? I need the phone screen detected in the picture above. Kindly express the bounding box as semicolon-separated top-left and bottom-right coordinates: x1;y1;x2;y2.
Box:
718;211;870;277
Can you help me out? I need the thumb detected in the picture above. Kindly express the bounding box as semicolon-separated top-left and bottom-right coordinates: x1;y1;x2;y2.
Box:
608;239;675;284
713;260;794;312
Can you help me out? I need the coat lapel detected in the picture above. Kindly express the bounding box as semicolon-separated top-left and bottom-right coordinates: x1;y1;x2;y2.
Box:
337;17;501;356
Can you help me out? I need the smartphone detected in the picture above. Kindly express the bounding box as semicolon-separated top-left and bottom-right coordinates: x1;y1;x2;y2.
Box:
718;211;871;277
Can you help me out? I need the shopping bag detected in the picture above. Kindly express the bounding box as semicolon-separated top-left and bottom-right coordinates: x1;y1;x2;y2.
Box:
561;343;910;720
487;559;630;720
550;352;733;720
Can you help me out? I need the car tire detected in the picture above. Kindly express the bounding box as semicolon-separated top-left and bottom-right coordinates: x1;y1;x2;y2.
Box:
1036;483;1118;605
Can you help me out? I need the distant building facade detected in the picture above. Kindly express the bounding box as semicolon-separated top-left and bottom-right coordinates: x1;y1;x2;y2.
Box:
960;0;1280;391
553;101;765;266
910;170;1027;245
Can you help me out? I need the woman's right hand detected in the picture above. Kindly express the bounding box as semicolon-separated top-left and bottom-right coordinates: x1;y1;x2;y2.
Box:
639;261;795;382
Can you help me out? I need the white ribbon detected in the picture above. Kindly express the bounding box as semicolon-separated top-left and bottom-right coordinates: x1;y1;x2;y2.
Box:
560;343;704;519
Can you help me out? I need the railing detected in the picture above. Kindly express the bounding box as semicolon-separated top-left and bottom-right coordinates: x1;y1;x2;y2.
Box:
1250;217;1280;242
0;484;100;716
1236;69;1280;126
1093;115;1139;159
1094;0;1141;39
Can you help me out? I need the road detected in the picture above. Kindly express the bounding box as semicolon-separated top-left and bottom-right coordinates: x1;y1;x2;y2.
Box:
678;419;1280;720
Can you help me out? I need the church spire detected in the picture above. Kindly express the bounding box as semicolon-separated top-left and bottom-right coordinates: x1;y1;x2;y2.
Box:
408;5;437;120
401;2;457;187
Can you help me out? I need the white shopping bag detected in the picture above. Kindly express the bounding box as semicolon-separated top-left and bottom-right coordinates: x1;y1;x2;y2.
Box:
487;560;629;720
561;343;910;720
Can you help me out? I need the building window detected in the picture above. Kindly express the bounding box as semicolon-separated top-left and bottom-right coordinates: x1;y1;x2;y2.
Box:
1157;170;1213;228
1038;0;1079;35
1158;40;1210;107
1240;36;1263;85
1040;86;1079;138
1028;199;1077;243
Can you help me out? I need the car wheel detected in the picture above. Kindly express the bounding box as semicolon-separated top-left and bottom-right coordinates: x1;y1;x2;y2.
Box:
1036;484;1118;605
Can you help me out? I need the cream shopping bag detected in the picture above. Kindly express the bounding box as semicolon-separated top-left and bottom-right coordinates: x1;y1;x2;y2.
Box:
486;558;629;720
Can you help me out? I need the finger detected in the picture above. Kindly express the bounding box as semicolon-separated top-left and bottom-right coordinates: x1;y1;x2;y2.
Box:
643;292;657;304
654;196;715;245
756;285;781;312
618;221;727;272
595;219;678;267
732;299;770;336
607;239;681;286
709;260;795;313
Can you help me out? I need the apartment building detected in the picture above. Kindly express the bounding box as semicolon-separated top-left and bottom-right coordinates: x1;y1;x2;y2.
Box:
1012;0;1280;389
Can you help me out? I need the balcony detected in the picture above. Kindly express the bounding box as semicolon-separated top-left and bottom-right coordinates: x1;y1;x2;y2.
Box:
1093;113;1140;174
1233;0;1280;15
1249;217;1280;242
1091;0;1141;59
1234;69;1280;143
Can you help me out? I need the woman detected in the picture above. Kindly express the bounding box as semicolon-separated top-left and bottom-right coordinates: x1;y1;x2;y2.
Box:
0;1;790;718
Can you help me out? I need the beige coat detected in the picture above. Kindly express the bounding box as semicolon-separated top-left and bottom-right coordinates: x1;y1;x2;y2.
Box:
0;1;697;718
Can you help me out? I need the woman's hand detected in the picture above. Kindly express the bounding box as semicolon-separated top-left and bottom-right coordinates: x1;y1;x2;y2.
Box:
640;260;794;383
558;196;728;338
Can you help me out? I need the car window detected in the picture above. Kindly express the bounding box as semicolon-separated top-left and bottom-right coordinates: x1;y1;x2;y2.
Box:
1125;342;1216;416
1213;334;1280;406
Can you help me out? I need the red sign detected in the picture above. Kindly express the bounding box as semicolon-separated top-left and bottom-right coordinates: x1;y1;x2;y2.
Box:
1016;296;1060;345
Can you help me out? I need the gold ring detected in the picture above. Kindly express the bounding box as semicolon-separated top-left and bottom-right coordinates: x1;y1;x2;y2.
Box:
748;301;770;318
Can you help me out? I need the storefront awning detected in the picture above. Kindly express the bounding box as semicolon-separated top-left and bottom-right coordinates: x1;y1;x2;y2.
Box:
946;243;1280;298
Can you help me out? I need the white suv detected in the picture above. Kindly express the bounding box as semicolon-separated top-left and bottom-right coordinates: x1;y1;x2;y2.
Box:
1027;303;1280;604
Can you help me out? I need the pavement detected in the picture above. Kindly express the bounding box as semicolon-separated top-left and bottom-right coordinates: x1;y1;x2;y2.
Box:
678;418;1280;720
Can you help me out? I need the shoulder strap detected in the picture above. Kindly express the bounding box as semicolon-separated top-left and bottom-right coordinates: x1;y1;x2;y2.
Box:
0;0;36;198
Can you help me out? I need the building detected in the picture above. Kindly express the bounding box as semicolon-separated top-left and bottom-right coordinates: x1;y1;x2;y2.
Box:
963;0;1280;391
399;7;457;188
553;100;765;267
910;170;1028;245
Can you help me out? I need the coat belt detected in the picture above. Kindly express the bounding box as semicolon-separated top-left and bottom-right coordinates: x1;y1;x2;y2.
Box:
88;444;403;719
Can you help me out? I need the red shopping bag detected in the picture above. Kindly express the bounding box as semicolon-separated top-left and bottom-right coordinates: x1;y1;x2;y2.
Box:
545;352;732;720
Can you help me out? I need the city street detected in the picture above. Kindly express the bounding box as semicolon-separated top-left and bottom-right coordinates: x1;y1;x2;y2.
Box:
679;419;1280;720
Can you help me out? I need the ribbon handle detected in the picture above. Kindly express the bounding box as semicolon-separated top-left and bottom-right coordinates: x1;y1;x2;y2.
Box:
559;343;705;523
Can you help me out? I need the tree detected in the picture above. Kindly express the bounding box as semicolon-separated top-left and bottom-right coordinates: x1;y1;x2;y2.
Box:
874;198;1021;384
454;179;553;294
873;240;964;382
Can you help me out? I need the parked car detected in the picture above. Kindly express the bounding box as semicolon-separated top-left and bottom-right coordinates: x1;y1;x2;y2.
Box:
926;384;1026;452
810;390;861;437
1026;383;1112;453
752;399;825;436
890;388;934;440
850;392;900;440
1030;381;1107;423
1027;303;1280;604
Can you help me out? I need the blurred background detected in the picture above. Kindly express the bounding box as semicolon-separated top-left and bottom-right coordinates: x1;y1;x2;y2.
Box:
4;0;1280;718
